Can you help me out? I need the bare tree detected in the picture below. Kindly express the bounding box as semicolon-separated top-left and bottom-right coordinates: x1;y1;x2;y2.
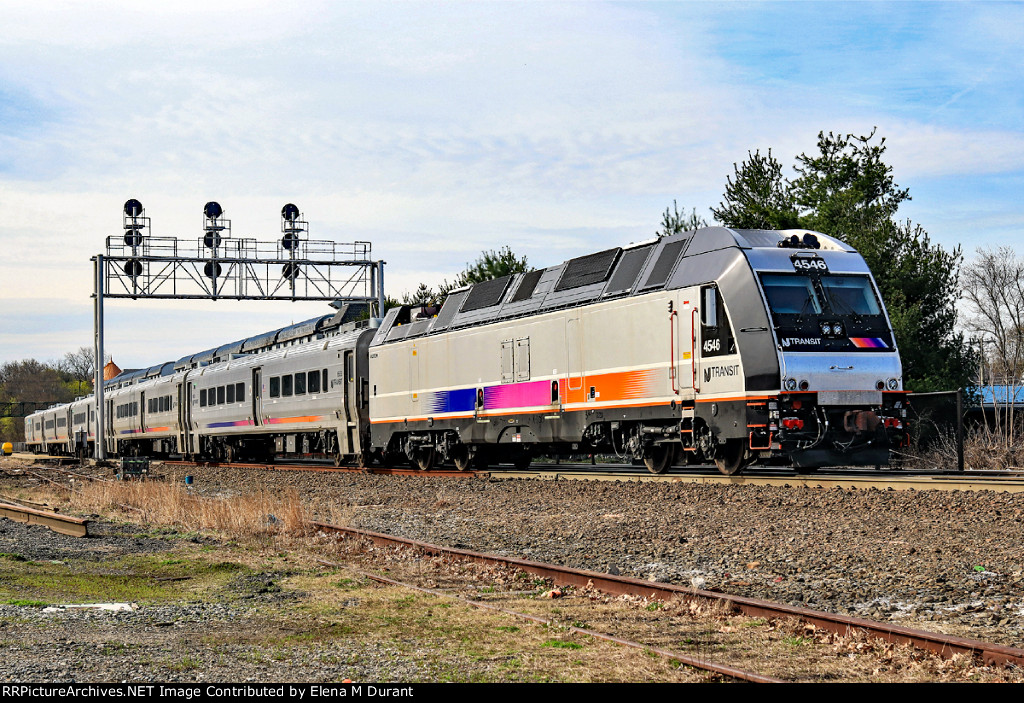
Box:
54;346;96;395
962;247;1024;447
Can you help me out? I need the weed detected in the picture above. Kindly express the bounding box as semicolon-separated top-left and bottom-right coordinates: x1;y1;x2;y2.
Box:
540;639;583;650
3;599;48;607
0;553;26;562
495;625;520;633
165;656;201;672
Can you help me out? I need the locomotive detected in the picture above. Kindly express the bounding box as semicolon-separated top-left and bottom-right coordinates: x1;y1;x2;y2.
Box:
26;226;907;475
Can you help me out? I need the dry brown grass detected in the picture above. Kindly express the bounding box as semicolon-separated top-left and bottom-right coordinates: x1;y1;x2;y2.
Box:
68;479;308;541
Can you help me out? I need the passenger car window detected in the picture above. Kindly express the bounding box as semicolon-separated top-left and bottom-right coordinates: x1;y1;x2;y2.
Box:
308;370;320;394
295;373;306;395
283;375;293;397
270;377;280;398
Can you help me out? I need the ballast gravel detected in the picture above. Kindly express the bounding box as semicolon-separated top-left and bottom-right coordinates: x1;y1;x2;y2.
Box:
2;459;1024;682
178;466;1024;647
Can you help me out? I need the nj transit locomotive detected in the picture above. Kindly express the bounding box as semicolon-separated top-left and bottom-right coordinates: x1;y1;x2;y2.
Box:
26;227;907;475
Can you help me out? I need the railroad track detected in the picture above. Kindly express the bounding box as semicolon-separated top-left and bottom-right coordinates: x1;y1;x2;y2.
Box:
316;556;783;683
157;457;1024;493
16;452;1024;492
311;520;1024;669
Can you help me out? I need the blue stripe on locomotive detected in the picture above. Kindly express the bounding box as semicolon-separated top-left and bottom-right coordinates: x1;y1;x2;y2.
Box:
424;387;477;414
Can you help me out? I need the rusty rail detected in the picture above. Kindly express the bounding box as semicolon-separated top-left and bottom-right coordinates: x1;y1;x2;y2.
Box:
0;502;89;537
316;557;781;683
311;521;1024;668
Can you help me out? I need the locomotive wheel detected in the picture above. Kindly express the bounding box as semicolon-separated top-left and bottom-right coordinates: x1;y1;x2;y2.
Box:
513;452;532;470
356;450;372;469
414;447;435;471
451;444;473;472
714;439;748;476
643;444;676;474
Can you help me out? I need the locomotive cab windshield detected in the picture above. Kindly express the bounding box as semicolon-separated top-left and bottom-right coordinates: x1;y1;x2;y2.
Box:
759;271;891;352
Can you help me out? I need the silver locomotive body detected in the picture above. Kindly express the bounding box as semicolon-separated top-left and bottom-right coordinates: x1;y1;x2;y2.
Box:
368;227;906;473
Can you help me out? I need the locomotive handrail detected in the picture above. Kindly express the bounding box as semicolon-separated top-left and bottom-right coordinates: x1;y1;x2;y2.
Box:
691;306;699;393
669;310;679;394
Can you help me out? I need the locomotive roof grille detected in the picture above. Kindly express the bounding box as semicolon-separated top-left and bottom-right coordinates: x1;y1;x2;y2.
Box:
603;243;656;298
639;238;688;290
461;274;513;312
553;248;621;292
509;269;544;303
433;289;470;330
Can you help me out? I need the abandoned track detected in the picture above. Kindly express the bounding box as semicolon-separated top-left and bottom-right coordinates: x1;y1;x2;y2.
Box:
0;501;89;537
311;521;1024;669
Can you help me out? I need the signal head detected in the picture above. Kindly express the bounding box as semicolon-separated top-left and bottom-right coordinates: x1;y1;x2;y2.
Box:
204;201;223;219
281;203;300;222
124;199;143;217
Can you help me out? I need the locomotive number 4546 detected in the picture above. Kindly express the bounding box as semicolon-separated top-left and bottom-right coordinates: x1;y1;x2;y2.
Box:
791;256;829;272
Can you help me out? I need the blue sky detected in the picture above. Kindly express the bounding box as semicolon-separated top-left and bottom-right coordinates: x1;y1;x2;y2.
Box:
0;1;1021;369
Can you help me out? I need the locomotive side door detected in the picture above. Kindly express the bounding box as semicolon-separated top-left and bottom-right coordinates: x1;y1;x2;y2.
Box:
695;284;738;391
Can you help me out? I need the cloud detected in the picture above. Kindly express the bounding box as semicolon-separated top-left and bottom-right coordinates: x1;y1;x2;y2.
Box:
0;2;1022;365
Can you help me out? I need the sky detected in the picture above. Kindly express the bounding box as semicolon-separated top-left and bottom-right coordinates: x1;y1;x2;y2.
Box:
0;1;1022;369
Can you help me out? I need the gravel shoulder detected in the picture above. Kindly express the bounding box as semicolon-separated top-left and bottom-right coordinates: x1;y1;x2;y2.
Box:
2;457;1023;682
168;463;1024;646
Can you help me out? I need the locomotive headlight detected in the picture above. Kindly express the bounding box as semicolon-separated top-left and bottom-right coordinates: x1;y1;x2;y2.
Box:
784;378;797;391
834;322;845;336
887;378;900;390
820;323;831;335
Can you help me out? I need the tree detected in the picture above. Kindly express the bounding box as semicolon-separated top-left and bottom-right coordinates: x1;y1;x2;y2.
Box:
401;283;439;306
962;247;1024;446
712;149;799;229
398;247;532;308
657;200;707;237
712;129;974;393
55;346;95;395
445;246;531;290
0;359;79;443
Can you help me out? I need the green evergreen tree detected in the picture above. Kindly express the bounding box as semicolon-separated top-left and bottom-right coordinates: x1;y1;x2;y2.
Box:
713;129;974;393
657;200;708;237
712;149;799;229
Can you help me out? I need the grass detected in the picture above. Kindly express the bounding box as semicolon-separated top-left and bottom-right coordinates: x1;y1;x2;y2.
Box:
0;553;254;605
